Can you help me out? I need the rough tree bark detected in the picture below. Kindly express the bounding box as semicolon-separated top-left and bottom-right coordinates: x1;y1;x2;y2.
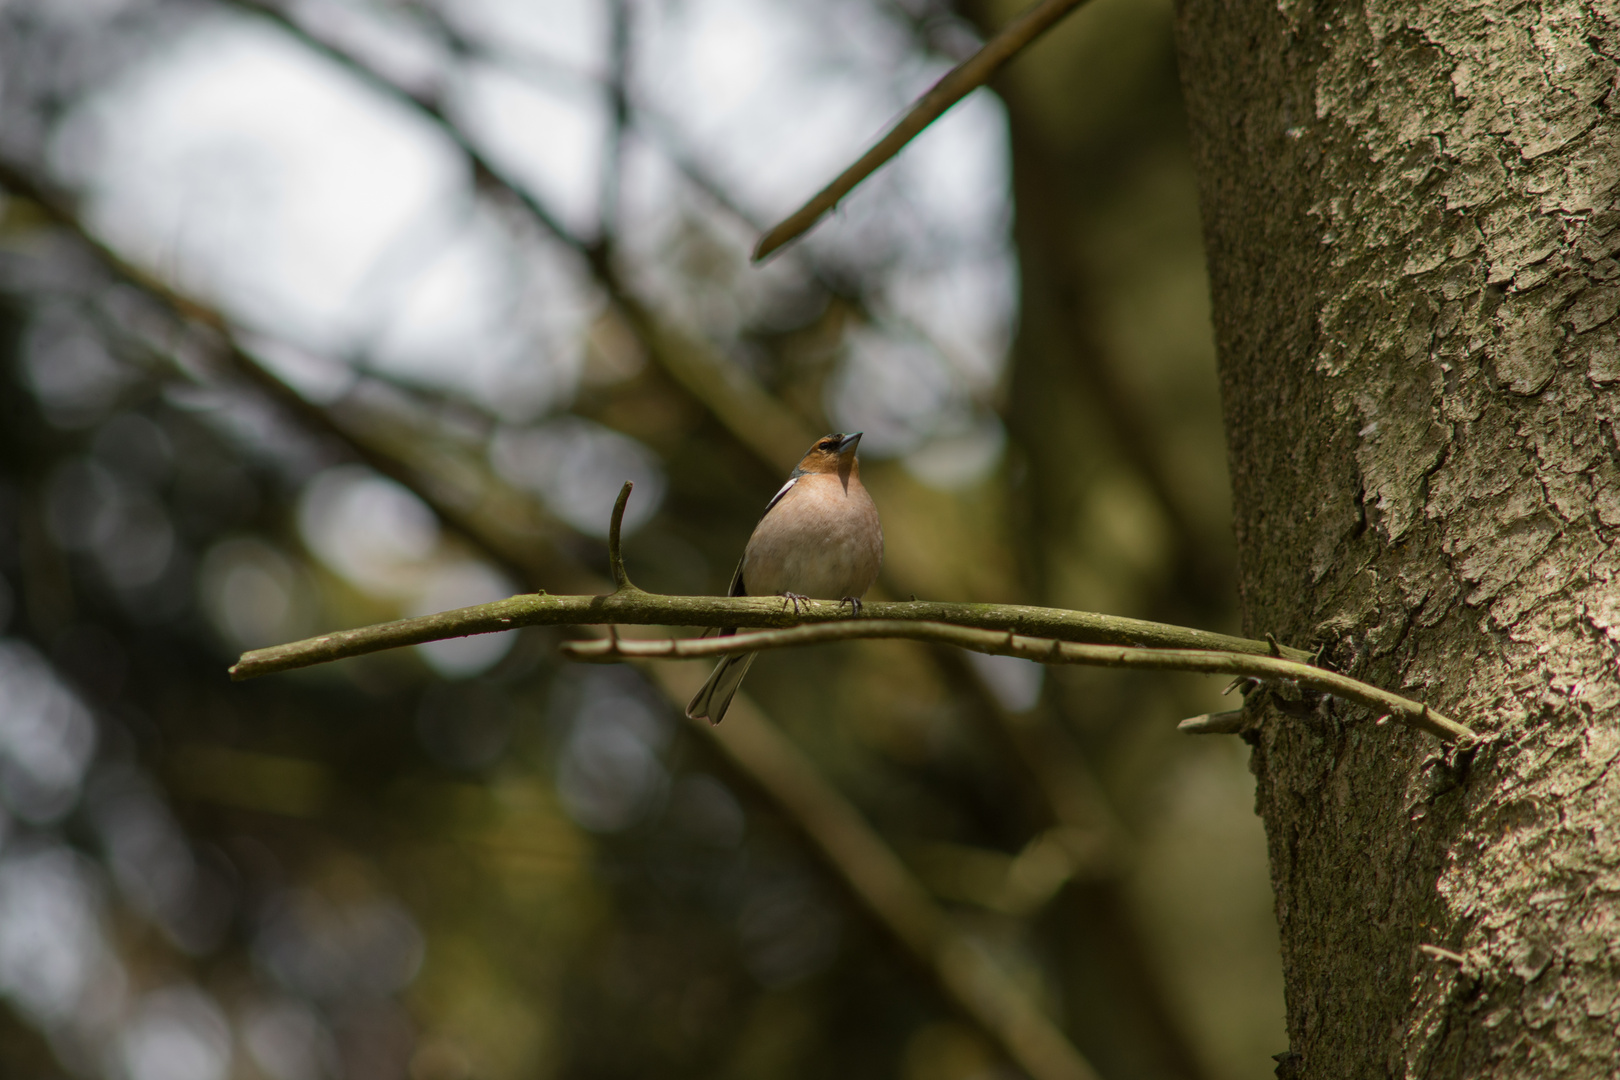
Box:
1173;1;1620;1076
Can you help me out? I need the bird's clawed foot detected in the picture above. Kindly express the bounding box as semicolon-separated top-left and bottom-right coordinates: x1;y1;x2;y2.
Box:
838;596;863;616
779;592;811;616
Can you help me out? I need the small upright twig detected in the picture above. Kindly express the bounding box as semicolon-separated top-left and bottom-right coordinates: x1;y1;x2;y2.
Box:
752;0;1091;260
608;480;637;592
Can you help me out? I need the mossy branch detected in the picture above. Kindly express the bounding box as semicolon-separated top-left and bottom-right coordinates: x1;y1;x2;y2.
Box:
230;482;1471;743
752;0;1094;260
232;483;1310;678
229;592;1317;680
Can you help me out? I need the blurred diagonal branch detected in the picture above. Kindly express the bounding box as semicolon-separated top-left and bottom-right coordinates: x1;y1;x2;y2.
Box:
752;0;1093;260
926;643;1131;863
0;157;596;590
678;675;1102;1080
369;11;976;388
601;0;631;239
226;0;816;472
602;288;814;469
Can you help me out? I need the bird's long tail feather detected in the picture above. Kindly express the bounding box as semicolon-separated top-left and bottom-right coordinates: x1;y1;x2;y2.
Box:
686;652;756;723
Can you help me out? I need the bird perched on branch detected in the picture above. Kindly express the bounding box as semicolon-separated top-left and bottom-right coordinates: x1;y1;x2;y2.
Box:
687;432;883;723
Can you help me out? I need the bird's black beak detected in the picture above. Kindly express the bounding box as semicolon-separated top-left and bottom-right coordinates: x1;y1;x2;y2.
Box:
836;432;863;457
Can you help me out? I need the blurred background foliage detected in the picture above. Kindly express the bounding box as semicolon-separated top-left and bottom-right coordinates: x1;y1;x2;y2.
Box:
0;0;1283;1078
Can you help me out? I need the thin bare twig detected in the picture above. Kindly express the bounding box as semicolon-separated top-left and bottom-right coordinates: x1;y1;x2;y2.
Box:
562;623;1474;743
606;479;637;591
1418;944;1467;966
0;157;598;589
225;0;817;472
752;0;1091;261
673;670;1100;1080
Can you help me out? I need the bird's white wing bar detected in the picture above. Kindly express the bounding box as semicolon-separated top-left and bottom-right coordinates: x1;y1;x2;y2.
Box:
763;477;798;514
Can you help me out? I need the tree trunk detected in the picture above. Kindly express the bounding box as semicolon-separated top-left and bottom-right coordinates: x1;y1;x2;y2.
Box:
1172;1;1620;1076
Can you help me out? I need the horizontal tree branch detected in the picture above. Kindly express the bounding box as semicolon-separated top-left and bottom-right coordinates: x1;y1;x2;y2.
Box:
563;622;1475;744
230;588;1312;681
229;480;1468;741
753;0;1092;260
229;479;1309;681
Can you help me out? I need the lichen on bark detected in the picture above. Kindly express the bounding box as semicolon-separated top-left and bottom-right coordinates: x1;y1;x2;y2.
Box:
1173;0;1620;1074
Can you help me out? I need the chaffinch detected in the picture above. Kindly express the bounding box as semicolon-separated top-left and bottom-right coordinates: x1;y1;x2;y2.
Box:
686;432;883;723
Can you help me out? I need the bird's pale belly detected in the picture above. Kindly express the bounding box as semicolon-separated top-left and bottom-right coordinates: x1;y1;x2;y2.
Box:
740;489;882;600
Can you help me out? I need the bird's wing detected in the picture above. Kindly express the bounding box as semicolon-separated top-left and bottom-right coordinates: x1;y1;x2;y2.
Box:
708;475;798;635
762;476;798;515
734;475;799;596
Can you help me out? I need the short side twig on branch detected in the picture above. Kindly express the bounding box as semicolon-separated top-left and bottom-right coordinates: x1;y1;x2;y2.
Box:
1177;710;1247;735
752;0;1092;260
684;673;1101;1080
607;480;637;592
